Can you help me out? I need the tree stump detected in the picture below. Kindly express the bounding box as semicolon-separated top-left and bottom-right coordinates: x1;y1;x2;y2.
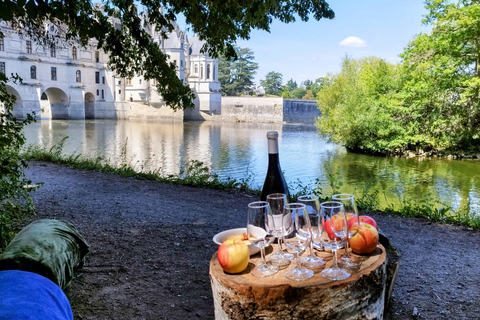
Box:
210;244;387;320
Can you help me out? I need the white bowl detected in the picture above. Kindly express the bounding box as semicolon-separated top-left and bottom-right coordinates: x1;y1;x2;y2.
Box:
213;227;266;256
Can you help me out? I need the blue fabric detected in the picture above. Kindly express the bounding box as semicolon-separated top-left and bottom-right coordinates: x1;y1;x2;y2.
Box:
0;270;73;320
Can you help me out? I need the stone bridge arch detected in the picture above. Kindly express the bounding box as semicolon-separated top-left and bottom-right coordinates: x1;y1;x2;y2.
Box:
4;85;24;119
41;87;69;119
85;92;95;119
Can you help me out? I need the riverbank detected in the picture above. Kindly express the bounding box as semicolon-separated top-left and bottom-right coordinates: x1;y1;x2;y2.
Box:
20;161;480;319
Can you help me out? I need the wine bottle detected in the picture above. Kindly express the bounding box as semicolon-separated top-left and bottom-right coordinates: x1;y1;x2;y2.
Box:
260;131;291;202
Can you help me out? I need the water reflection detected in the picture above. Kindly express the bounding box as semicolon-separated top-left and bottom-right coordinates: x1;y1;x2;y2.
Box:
23;119;480;214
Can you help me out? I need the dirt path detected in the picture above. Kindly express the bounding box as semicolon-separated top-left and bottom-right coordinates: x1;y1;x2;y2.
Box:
23;161;480;319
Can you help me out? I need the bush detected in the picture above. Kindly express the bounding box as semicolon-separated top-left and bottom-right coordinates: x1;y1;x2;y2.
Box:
0;75;36;251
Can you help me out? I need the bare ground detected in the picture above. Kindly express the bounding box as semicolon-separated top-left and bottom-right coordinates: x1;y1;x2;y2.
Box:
22;161;480;319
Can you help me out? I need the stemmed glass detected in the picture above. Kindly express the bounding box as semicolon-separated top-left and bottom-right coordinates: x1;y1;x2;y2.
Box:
284;203;314;281
266;193;294;265
247;201;279;277
319;201;351;281
332;194;361;269
297;195;325;268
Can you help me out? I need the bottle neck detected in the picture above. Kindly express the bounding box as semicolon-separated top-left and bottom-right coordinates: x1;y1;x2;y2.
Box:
267;138;279;154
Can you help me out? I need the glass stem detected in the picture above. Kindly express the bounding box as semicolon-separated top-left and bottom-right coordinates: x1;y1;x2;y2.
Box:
309;239;314;257
260;247;266;265
296;252;301;268
344;239;351;258
332;250;338;269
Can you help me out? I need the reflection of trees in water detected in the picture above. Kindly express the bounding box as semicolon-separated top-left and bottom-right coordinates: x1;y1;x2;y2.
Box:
325;152;480;215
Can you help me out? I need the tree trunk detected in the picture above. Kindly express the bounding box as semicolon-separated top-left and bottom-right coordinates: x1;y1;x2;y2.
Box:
210;244;387;320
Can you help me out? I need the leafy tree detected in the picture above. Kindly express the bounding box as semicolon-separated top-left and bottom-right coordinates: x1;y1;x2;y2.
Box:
301;79;313;90
397;0;480;152
302;90;315;99
261;71;283;95
285;79;298;91
1;0;334;109
219;46;258;96
316;56;403;154
291;88;307;99
311;77;328;96
0;74;35;250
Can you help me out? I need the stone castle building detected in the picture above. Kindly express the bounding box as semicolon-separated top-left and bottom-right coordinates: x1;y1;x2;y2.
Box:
0;17;221;121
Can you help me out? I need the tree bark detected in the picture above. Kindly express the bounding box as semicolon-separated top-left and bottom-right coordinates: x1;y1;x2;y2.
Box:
210;244;387;320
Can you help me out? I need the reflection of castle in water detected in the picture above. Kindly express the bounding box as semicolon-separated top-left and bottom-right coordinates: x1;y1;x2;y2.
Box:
0;14;221;121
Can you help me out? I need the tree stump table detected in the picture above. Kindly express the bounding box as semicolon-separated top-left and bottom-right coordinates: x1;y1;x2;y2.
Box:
210;244;387;320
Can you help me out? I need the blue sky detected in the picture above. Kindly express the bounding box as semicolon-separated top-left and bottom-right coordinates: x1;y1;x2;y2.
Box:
233;0;432;87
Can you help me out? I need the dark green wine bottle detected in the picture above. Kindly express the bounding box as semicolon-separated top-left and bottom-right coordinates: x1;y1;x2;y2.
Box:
260;131;291;202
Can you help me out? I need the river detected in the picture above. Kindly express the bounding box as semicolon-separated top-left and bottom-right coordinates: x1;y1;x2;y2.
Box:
23;119;480;215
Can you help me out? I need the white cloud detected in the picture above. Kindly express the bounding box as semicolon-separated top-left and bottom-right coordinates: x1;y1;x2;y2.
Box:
339;36;367;47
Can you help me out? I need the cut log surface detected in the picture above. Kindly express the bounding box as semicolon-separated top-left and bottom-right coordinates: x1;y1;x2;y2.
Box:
210;244;386;320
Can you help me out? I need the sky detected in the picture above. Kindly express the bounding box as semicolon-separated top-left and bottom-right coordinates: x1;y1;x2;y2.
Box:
230;0;433;87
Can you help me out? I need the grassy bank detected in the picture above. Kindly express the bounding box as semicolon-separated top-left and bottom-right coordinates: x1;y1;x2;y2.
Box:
22;142;480;229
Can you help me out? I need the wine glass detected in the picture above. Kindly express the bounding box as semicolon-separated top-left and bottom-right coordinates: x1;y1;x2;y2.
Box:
332;194;361;269
266;193;294;265
247;201;279;277
283;203;314;281
319;201;351;281
297;195;325;268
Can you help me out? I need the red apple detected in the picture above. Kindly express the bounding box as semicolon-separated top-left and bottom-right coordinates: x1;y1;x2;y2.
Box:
217;239;249;274
348;215;378;230
348;222;379;254
325;213;349;240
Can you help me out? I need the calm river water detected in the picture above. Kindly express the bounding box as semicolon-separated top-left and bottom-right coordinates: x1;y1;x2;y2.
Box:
23;119;480;214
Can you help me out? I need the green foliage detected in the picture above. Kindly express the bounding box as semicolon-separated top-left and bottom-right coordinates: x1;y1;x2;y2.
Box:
0;75;36;251
316;1;480;155
316;56;404;154
218;46;258;96
284;79;298;91
0;0;334;109
397;0;480;153
260;71;283;96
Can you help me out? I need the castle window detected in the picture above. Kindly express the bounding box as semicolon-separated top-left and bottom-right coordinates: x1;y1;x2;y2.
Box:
95;51;99;62
139;79;142;85
96;89;99;96
206;64;211;80
26;41;32;54
0;62;5;74
51;67;57;81
200;65;204;79
0;39;4;51
95;72;100;84
30;65;36;79
102;76;105;84
76;70;81;82
72;47;77;59
126;78;132;85
213;65;216;80
194;64;198;74
101;89;104;99
50;44;56;57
